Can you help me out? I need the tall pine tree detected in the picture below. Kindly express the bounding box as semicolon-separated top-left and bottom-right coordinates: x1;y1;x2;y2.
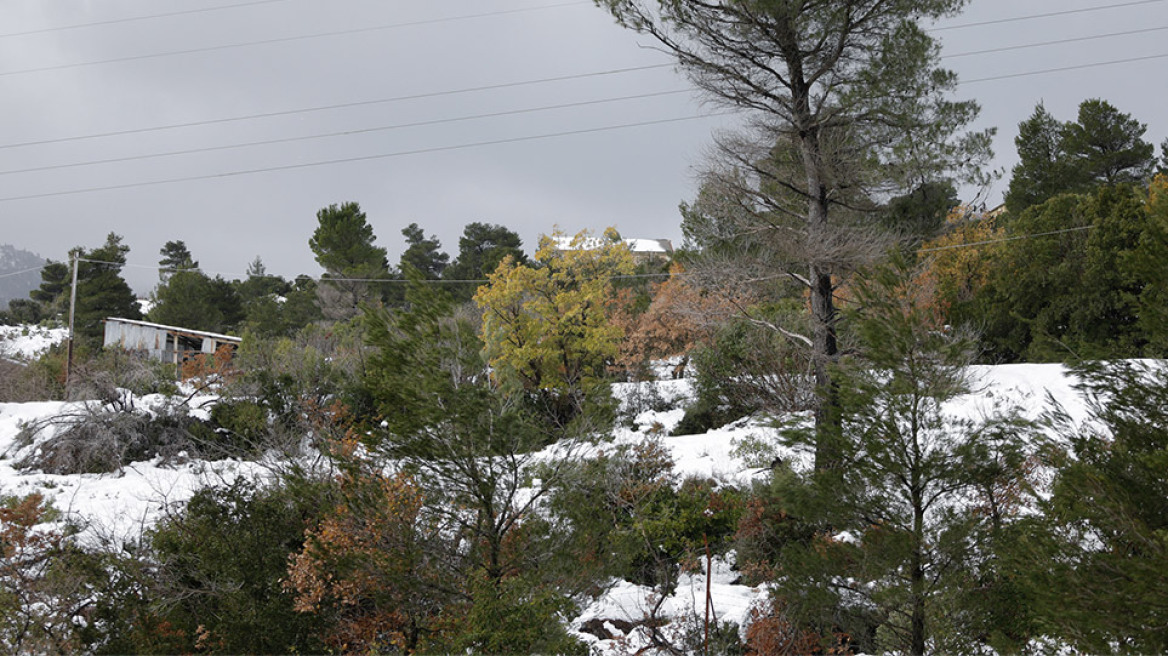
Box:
308;202;389;320
75;233;140;345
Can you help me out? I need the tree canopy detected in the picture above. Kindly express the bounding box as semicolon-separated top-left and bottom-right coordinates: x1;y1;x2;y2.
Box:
595;0;991;465
308;202;389;320
1005;99;1156;215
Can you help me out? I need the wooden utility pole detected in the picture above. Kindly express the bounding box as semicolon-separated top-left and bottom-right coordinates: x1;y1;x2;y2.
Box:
65;251;78;390
704;532;712;656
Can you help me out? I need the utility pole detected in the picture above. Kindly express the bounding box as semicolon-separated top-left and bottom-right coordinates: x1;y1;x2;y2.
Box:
65;251;78;390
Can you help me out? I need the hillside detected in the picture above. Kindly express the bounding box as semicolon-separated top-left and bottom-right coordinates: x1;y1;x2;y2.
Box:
0;325;1096;652
0;244;46;310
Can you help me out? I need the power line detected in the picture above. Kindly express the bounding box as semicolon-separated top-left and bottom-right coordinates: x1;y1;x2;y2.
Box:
0;1;590;79
960;52;1168;85
0;37;1157;173
0;0;1149;79
0;88;692;177
0;62;674;151
81;258;675;284
0;265;44;280
944;25;1168;59
0;17;1151;153
3;46;1160;177
0;0;297;39
0;49;1159;199
918;226;1094;254
932;0;1166;31
0;112;732;204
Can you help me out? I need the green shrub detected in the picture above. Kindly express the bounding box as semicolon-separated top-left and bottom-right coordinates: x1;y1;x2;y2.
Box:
140;477;332;655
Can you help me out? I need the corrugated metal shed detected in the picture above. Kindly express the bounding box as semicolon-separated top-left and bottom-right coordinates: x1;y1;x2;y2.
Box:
102;317;241;366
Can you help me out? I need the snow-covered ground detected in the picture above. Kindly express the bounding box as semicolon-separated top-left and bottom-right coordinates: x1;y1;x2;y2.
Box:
0;324;68;362
0;395;268;548
0;333;1096;650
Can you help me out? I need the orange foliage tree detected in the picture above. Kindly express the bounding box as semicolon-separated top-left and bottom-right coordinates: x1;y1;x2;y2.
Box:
0;494;84;653
285;469;447;653
180;343;238;383
612;263;747;380
914;205;1004;325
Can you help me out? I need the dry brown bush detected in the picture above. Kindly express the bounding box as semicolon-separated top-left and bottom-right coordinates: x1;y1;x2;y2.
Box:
14;403;198;475
0;359;62;403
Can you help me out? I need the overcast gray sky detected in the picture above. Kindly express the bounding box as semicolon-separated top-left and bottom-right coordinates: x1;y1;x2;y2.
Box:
0;0;1165;294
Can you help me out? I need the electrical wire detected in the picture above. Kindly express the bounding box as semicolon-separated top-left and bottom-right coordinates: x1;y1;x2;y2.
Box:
0;0;298;39
0;265;44;279
0;88;693;177
0;47;1160;200
0;0;1153;80
0;14;1154;152
0;41;1160;177
0;1;591;79
0;46;1160;188
77;257;676;284
918;225;1093;254
943;25;1168;59
0;112;733;204
960;52;1168;84
932;0;1166;31
0;62;674;151
72;221;1103;283
0;6;1160;207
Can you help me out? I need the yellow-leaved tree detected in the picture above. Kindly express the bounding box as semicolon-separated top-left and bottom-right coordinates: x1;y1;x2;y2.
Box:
475;228;634;427
915;205;1004;326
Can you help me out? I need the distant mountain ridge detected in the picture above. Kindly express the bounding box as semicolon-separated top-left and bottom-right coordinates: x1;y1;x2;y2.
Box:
0;244;47;309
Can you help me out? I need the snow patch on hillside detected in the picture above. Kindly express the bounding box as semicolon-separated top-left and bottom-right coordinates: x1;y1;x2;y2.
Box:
0;325;68;362
0;358;1100;649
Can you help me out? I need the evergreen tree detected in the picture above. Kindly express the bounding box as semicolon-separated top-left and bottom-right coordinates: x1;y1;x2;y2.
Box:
1128;174;1168;353
1;299;44;325
149;243;243;334
398;222;448;280
150;271;218;330
157;240;198;282
1004;103;1078;216
143;479;329;654
879;181;960;243
150;271;243;334
282;276;324;333
979;185;1149;362
308;202;389;320
1063;98;1155;185
235;257;314;339
237;256;289;302
286;278;589;653
1005;99;1155;215
1022;360;1168;653
75;233;140;345
29;260;71;317
594;0;992;468
759;257;1032;655
443;222;526;302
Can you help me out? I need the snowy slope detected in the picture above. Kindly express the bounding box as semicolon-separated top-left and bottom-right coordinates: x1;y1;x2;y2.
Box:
0;324;68;362
0;359;1095;650
0;395;268;548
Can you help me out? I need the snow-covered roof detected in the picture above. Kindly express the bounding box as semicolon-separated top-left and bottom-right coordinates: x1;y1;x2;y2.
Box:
103;317;241;343
624;238;674;254
551;236;674;254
